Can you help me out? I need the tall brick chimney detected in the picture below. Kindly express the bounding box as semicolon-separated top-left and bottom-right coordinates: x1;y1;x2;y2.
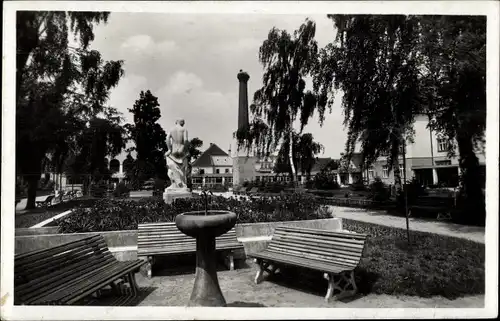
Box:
237;69;250;131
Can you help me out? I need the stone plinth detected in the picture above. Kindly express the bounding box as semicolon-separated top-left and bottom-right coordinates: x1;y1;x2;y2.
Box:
163;188;192;204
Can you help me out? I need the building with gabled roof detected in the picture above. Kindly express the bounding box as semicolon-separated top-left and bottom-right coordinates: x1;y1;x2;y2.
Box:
191;143;233;189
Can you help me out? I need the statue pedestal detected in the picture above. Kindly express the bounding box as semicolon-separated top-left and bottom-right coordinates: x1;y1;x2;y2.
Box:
163;188;193;204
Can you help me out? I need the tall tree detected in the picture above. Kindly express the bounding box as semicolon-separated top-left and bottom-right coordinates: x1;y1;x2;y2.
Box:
67;109;126;193
313;15;422;191
419;16;486;224
236;20;328;186
125;90;168;183
274;132;324;181
16;11;123;209
186;137;203;189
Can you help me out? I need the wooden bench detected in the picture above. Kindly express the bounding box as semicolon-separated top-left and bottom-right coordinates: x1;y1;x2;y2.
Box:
137;222;245;278
15;235;145;305
248;226;368;302
409;196;455;220
35;195;55;208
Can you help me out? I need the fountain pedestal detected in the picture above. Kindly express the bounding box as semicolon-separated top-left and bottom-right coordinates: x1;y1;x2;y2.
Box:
163;187;192;204
175;210;237;307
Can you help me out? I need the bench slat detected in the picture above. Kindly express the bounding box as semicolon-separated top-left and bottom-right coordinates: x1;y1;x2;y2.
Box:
46;260;143;305
273;230;366;248
137;223;242;258
266;243;360;266
16;241;111;278
22;259;120;305
269;239;363;261
251;250;354;274
15;235;103;262
16;252;115;295
276;226;367;240
250;227;367;277
15;235;145;305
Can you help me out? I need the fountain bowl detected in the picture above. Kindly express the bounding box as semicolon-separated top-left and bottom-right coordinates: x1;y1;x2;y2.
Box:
175;210;237;238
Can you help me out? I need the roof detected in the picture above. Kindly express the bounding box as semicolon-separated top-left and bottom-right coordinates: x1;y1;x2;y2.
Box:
192;143;230;167
309;157;335;173
339;152;363;173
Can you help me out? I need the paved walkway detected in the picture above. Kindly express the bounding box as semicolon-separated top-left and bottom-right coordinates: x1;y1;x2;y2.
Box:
208;191;485;244
91;261;484;308
330;206;485;243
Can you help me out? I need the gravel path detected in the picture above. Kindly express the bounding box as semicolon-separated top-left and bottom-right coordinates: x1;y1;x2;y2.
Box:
330;206;485;243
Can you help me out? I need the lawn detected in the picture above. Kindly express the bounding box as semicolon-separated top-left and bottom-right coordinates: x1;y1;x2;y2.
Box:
344;219;485;299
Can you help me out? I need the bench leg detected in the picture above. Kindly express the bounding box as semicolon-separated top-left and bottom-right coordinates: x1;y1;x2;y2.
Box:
324;271;358;302
224;253;235;271
144;256;154;279
323;273;334;302
127;272;139;296
254;260;266;284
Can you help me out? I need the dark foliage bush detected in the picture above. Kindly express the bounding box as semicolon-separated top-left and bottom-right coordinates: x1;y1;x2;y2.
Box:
350;180;366;191
342;219;485;299
368;177;390;202
57;193;330;233
89;181;107;198
312;172;340;190
113;181;130;198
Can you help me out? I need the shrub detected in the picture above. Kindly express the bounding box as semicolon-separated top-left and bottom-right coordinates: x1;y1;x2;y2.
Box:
113;181;130;198
16;179;27;198
312;172;340;190
89;181;107;198
350;180;366;191
368;177;390;202
57;193;331;233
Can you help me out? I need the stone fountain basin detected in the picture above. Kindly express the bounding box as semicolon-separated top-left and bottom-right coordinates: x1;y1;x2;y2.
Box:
175;211;237;238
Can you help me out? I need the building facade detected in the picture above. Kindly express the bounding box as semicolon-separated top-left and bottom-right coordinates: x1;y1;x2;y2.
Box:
191;143;233;189
363;114;486;187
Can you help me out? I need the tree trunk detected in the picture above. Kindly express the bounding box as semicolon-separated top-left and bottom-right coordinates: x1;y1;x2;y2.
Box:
391;139;403;193
24;175;39;209
288;131;297;187
456;132;485;225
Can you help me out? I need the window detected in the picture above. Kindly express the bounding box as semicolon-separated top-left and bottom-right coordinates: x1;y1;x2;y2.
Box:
215;177;223;184
382;165;389;178
225;168;230;173
216;169;220;174
199;169;205;175
227;177;233;184
437;138;448;152
368;169;375;179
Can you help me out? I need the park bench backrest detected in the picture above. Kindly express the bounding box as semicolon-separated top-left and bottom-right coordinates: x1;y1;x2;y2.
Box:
267;226;367;271
14;235;115;305
416;196;455;207
137;222;241;256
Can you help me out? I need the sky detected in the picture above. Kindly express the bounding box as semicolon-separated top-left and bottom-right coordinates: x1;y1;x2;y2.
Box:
88;13;347;158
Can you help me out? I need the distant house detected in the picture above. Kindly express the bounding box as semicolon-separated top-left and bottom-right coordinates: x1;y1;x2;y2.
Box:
337;153;364;185
191;143;233;189
361;114;486;188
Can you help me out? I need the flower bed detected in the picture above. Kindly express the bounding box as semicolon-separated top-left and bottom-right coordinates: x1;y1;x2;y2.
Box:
57;193;331;233
15;197;99;228
343;219;485;299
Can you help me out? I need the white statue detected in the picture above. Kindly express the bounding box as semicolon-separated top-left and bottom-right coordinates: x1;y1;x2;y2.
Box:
165;118;190;191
